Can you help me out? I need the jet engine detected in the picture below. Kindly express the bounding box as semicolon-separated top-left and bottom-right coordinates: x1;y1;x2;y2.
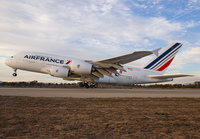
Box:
70;60;93;75
50;66;69;78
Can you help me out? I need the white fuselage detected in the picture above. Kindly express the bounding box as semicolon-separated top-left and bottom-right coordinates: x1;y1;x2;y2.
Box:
5;52;172;84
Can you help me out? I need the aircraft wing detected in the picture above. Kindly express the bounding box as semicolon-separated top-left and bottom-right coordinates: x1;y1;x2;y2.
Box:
95;48;161;65
75;48;161;81
90;48;161;73
148;74;193;79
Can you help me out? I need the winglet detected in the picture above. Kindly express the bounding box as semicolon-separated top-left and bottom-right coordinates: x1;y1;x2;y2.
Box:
151;48;161;57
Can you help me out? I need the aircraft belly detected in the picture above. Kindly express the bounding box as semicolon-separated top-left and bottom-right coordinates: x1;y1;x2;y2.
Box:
97;76;117;84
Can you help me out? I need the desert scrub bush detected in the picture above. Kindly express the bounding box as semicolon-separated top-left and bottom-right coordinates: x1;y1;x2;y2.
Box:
173;122;181;127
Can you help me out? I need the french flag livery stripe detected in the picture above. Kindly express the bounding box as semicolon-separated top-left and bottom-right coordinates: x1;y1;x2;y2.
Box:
144;43;182;71
65;61;71;64
150;45;181;70
156;57;175;71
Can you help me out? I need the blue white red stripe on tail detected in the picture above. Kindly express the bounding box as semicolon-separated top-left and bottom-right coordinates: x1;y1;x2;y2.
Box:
143;43;182;72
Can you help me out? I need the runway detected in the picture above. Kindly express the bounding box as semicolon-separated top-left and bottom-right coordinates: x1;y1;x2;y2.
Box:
0;88;200;98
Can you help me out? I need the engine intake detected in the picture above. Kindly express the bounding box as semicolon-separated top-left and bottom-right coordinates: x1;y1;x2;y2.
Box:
70;60;93;75
50;66;69;78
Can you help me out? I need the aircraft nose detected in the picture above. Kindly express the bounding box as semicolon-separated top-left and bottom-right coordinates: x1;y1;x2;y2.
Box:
5;58;11;66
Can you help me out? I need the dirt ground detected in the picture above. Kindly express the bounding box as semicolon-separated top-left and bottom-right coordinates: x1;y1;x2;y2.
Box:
0;96;200;139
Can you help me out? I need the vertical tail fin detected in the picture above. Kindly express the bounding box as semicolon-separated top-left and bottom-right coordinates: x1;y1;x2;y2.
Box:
142;42;182;74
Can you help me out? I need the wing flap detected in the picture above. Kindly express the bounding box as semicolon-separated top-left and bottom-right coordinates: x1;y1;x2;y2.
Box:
94;62;126;71
92;71;104;78
96;69;112;77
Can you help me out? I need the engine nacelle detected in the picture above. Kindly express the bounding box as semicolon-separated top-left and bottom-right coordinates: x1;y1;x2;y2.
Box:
50;66;69;78
70;60;93;75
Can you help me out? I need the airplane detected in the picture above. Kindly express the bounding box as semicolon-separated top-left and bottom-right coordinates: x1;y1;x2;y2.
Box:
5;42;192;88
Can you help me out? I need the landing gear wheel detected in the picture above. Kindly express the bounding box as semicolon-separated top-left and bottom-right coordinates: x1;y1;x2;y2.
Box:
79;83;84;87
85;85;89;88
12;69;17;77
94;84;98;88
90;85;94;88
13;73;17;77
79;82;98;88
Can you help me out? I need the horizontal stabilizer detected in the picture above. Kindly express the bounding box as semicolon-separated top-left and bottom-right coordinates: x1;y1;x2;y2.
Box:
148;74;193;79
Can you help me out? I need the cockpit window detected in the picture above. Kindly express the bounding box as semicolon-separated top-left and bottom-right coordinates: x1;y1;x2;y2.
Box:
11;56;13;58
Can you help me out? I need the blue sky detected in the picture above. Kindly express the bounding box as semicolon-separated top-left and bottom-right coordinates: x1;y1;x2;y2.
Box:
0;0;199;84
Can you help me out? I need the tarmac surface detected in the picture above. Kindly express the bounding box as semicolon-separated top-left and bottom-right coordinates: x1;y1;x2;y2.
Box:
0;88;200;98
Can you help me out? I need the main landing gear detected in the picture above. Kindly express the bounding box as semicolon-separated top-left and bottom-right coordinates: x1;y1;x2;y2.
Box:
79;82;98;88
12;69;17;77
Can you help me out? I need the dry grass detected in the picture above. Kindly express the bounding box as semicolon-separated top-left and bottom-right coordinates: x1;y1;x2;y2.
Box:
0;96;200;138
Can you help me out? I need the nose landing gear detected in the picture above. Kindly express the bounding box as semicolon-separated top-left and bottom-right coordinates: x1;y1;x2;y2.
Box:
12;69;17;77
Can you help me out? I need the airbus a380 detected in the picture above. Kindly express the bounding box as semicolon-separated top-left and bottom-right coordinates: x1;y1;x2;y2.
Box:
5;42;192;88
